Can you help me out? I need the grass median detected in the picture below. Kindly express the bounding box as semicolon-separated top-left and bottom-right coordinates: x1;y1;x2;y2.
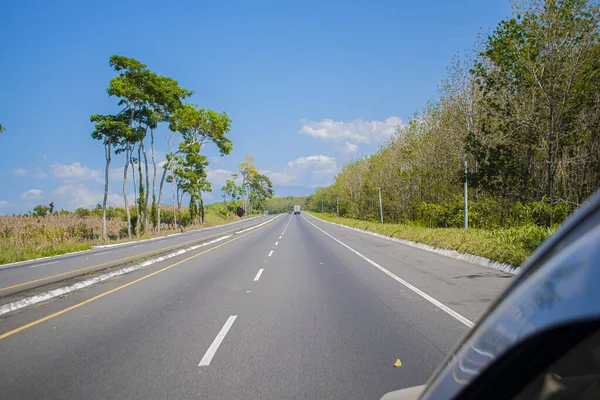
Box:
308;212;554;267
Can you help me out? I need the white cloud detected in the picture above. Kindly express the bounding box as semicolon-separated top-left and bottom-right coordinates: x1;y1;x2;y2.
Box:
52;162;102;181
12;167;48;178
20;189;44;200
258;154;338;189
206;168;236;189
287;155;337;175
52;184;133;209
261;170;297;185
34;168;48;178
41;153;48;160
0;200;12;208
339;141;358;153
299;117;402;144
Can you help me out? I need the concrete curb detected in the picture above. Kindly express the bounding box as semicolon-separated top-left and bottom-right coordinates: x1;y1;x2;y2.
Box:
306;213;519;275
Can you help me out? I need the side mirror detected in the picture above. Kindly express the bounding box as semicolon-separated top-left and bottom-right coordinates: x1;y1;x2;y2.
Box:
380;385;426;400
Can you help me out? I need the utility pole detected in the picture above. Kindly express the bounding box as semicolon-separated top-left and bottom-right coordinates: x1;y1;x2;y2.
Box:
378;187;383;224
336;197;339;217
464;160;468;229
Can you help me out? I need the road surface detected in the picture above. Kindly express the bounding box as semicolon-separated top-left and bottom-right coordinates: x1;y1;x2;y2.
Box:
0;213;513;399
0;216;270;297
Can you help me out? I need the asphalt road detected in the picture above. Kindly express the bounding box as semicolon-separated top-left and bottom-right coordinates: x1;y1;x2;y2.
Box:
0;216;270;297
0;213;513;399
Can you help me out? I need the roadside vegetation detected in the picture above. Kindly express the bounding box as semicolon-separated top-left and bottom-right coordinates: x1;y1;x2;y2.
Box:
0;55;277;265
265;196;307;214
305;0;599;266
90;55;273;239
0;203;250;265
309;212;552;266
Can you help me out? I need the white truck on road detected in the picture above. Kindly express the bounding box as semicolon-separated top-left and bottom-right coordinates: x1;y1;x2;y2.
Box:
293;205;301;215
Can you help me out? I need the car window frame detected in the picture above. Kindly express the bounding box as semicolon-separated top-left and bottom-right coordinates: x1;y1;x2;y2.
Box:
418;191;600;400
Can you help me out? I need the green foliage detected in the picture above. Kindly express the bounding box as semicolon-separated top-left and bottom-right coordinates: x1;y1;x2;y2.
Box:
32;205;51;216
249;174;274;212
311;212;553;266
169;104;232;156
308;0;599;234
74;207;92;218
189;195;197;223
266;196;307;213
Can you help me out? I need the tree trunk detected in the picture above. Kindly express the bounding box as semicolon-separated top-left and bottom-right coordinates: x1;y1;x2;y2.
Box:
199;193;204;224
151;129;157;232
136;145;142;235
176;185;182;231
123;147;132;238
546;109;555;229
142;140;150;234
102;143;111;240
172;179;177;229
157;159;172;233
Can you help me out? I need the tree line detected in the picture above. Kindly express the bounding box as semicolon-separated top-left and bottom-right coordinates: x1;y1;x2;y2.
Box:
91;56;273;239
306;0;600;229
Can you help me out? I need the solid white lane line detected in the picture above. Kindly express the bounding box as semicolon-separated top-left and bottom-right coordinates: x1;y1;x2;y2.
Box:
268;250;274;257
198;315;238;366
254;268;264;281
30;261;59;268
275;242;279;246
302;216;474;328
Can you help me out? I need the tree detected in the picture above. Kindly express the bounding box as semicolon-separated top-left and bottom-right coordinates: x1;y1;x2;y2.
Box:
222;177;242;204
162;104;232;228
249;174;274;212
91;113;132;239
106;55;149;237
474;0;600;226
107;55;192;236
237;156;258;214
32;205;50;216
0;123;5;134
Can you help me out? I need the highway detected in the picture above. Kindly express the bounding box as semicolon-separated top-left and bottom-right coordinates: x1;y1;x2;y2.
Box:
0;216;270;297
0;213;513;399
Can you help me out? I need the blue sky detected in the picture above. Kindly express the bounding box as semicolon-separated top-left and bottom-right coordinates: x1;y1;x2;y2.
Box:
0;0;511;214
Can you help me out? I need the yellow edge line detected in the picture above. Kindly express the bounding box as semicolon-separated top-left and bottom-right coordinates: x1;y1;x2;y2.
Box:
0;222;262;293
0;219;275;341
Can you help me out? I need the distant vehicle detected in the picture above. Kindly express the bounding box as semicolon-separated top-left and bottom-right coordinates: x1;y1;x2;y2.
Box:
293;205;301;215
381;190;600;400
263;210;269;215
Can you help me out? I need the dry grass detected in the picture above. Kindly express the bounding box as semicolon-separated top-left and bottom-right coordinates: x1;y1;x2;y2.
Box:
0;206;246;265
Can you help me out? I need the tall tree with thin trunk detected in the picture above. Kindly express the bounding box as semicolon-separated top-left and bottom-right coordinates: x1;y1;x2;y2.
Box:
90;113;131;239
